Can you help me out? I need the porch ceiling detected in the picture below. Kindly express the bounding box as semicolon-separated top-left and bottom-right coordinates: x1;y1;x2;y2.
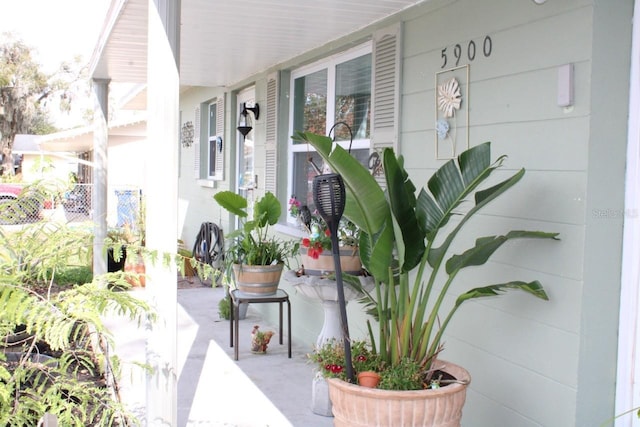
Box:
91;0;428;88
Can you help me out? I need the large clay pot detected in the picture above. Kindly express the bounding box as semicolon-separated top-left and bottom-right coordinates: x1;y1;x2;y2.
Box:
328;361;470;427
299;246;362;276
232;263;284;295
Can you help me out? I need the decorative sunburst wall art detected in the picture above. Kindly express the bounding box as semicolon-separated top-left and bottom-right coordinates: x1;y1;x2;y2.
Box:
434;64;469;159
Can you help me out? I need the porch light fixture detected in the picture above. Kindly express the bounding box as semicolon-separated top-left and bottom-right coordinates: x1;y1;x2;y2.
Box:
237;102;260;137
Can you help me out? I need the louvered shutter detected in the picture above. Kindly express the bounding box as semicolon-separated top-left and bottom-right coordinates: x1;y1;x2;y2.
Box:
193;106;201;177
371;23;402;185
212;95;225;180
265;73;279;194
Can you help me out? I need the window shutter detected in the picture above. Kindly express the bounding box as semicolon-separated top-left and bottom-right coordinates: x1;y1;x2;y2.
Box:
193;106;201;177
213;95;225;180
372;23;402;153
265;73;279;194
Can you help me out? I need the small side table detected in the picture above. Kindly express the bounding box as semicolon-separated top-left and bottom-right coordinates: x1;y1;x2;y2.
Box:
229;289;291;361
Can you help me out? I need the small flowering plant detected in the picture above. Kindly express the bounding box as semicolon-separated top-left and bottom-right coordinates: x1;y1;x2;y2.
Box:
308;339;382;381
289;195;359;260
288;195;301;218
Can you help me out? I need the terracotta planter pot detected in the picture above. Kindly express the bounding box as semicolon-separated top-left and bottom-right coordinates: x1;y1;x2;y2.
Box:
233;263;284;295
124;253;146;287
357;371;381;388
299;246;362;276
328;361;470;427
183;258;196;277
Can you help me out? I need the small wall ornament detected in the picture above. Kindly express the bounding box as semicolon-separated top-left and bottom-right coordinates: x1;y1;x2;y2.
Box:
181;121;194;148
434;64;469;159
437;77;462;118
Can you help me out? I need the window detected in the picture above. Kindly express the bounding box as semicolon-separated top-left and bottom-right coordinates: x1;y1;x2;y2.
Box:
208;102;218;179
289;43;372;213
195;95;224;182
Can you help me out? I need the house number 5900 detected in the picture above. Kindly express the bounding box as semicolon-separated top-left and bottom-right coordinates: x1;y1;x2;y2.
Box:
441;36;492;68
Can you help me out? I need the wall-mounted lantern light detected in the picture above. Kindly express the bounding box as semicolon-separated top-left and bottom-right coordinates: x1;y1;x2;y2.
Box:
237;102;260;137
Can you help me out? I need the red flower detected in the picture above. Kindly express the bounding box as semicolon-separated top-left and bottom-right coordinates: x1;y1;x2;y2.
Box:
356;355;367;362
324;229;331;237
330;364;344;374
302;238;310;247
308;247;321;259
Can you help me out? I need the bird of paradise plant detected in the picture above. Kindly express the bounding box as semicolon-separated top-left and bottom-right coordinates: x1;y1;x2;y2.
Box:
293;131;559;388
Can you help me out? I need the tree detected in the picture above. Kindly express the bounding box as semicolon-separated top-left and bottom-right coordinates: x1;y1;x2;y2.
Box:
0;33;86;176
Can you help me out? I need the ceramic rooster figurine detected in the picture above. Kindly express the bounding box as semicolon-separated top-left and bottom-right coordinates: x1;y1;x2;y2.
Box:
251;325;275;353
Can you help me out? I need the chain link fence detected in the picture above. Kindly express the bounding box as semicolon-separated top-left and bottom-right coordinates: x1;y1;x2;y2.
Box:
0;183;142;226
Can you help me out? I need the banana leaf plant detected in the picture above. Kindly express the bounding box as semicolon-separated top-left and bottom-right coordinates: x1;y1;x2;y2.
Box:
293;132;559;378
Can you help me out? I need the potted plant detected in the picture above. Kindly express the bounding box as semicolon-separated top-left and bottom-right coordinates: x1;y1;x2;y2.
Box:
217;292;249;320
106;227;128;272
289;196;362;276
214;191;299;295
295;131;559;427
310;339;383;388
105;196;146;286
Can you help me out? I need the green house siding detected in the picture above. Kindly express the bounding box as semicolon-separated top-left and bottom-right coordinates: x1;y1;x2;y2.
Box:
179;0;634;425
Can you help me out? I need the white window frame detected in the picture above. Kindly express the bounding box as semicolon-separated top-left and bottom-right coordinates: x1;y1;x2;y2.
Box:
287;42;372;222
207;101;218;179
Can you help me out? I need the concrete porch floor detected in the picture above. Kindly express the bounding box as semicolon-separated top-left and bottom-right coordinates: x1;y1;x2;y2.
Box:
106;283;335;427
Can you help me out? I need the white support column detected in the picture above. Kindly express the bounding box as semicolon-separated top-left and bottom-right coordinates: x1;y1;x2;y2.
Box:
615;1;640;424
92;78;109;276
145;0;180;425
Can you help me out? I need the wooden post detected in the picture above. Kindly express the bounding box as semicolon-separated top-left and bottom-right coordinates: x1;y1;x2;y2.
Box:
38;413;58;427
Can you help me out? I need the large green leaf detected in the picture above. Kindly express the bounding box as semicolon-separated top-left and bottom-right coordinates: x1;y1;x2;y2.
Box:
417;142;502;241
254;191;281;226
383;148;425;272
213;191;248;218
427;166;526;268
455;280;550;306
445;230;561;274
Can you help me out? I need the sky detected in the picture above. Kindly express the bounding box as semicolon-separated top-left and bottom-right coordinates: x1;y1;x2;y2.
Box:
0;0;112;128
0;0;111;72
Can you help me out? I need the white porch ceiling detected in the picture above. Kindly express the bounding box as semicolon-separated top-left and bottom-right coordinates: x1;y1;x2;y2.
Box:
91;0;428;88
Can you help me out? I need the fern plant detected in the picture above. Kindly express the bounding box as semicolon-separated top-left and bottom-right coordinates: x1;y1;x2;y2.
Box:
0;220;155;426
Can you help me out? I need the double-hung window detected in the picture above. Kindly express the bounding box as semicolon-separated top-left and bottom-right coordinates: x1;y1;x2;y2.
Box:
207;101;219;179
289;43;372;214
194;95;224;183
